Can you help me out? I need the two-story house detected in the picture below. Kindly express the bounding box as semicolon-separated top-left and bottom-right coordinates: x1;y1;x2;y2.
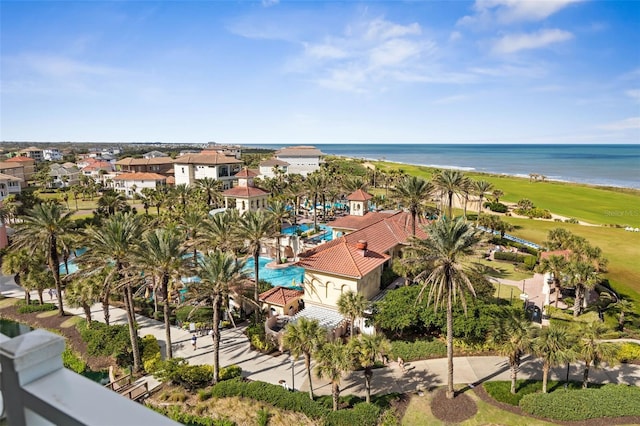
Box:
173;153;243;189
272;146;323;177
115;157;174;176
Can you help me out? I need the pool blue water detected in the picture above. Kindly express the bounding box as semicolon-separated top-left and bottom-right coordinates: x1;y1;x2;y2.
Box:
282;224;333;241
244;257;304;289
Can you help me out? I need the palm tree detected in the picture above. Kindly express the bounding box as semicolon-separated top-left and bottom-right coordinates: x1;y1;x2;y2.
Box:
24;261;55;305
491;189;504;204
304;174;323;230
489;313;535;394
204;209;241;255
537;255;569;308
349;334;391;403
237;210;276;303
268;200;290;264
13;203;74;316
97;190;129;216
133;227;189;359
180;208;207;268
433;170;467;220
314;341;352;411
336;290;367;338
575;322;618;388
2;248;41;304
197;177;223;207
613;299;633;332
80;213;144;372
532;324;575;393
282;318;327;400
173;184;192;209
65;272;104;325
568;261;598;317
410;217;482;399
186;250;248;383
473;180;493;223
391;176;433;236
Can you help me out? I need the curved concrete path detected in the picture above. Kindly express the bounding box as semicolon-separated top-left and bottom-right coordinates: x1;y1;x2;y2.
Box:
1;272;639;397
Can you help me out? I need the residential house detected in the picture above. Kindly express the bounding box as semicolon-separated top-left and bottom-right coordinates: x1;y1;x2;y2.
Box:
142;151;168;159
115;157;174;176
43;148;63;161
112;172;167;197
258;158;289;179
4;156;35;182
174;152;243;188
0;161;27;188
0;173;22;201
80;161;115;184
49;163;80;188
222;168;269;214
18;147;44;162
273;146;323;177
202;144;242;160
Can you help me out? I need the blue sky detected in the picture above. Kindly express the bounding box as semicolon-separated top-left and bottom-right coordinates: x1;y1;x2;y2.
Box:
1;0;639;144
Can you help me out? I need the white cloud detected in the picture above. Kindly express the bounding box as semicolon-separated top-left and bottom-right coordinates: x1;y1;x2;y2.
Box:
363;18;421;41
432;94;469;105
459;0;583;27
492;29;573;54
261;0;279;7
17;53;122;78
304;43;349;59
369;39;424;67
449;31;462;42
599;117;640;131
625;89;640;101
470;63;546;79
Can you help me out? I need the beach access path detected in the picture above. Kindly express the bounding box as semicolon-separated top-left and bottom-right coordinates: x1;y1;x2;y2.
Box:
1;272;639;398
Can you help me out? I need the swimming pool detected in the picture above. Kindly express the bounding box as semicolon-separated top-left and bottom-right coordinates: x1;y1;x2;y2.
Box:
281;224;333;242
244;257;304;289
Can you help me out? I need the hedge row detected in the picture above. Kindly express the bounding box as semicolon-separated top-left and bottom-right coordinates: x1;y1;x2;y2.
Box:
324;403;381;426
389;340;446;362
16;301;57;314
519;384;640;421
493;251;533;263
148;405;235;426
153;358;242;391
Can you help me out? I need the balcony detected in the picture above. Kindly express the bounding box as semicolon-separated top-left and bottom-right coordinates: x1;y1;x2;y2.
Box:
0;329;178;426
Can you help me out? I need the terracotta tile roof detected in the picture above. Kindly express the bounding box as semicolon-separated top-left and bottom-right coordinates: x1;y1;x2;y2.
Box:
297;238;389;279
298;211;427;278
235;168;258;178
328;211;395;230
115;157;174;166
6;156;34;163
166;176;175;184
346;189;373;201
540;249;572;260
113;172;167;181
174;153;242;165
259;287;304;306
275;146;324;157
260;158;289;167
81;161;112;172
222;186;269;197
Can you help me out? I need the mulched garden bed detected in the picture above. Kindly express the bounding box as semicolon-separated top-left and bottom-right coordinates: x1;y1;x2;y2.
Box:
430;388;477;423
0;300;113;372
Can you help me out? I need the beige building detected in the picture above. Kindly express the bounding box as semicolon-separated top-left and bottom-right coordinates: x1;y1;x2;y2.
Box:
174;153;243;188
222;168;269;214
0;162;27;188
4;156;35;183
115;157;174;176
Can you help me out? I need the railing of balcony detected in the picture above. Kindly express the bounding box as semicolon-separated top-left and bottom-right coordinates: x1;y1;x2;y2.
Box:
0;329;178;426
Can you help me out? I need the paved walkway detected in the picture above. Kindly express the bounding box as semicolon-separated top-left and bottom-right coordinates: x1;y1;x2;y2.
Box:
1;273;639;398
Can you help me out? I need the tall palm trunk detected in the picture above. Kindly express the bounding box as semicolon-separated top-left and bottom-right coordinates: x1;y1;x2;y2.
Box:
102;287;111;326
446;277;455;399
276;234;282;264
582;362;591;388
253;251;260;304
162;273;173;359
510;364;517;394
410;209;417;236
49;237;65;316
305;352;314;400
212;293;222;384
554;279;562;308
542;362;550;393
313;195;318;229
122;282;141;373
477;195;484;224
332;383;339;411
447;191;454;219
573;285;584;317
82;302;92;324
364;368;372;404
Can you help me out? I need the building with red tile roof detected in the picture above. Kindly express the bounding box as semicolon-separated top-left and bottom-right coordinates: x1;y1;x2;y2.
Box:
4;156;35;182
174;153;243;188
259;287;304;316
223;167;270;214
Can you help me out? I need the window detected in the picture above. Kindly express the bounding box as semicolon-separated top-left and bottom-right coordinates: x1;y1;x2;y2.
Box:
181;167;185;174
242;201;246;210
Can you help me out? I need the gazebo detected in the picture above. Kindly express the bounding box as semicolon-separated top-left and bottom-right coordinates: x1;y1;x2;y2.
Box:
222;168;270;215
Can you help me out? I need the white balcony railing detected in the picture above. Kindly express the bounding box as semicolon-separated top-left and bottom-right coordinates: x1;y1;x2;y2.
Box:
0;329;178;426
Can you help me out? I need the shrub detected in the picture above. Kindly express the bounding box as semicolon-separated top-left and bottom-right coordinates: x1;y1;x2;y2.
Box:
565;218;579;224
514;207;552;219
389;340;446;362
325;403;380;426
381;268;399;288
62;347;87;373
256;408;270;426
484;201;508;213
523;255;537;271
141;334;162;373
175;305;213;326
219;364;242;381
494;251;528;263
617;342;640;363
519;384;640;421
153;358;214;391
148;405;235;426
16;301;57;314
77;321;133;365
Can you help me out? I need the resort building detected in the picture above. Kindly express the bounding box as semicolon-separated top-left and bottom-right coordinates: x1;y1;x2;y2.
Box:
0;161;28;188
174;152;243;188
328;189;397;239
43;148;63;162
17;147;44;162
272;146;323;177
0;173;22;201
4;156;35;183
115;157;174;176
112;172;167;197
142;150;169;159
222;168;269;214
49;163;80;188
260;286;304;317
80;161;115;183
258;158;290;179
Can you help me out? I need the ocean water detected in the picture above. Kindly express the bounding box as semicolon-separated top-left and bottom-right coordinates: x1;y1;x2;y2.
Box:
250;144;640;189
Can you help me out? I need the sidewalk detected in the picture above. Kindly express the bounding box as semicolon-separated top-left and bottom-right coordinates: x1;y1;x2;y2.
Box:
1;272;638;397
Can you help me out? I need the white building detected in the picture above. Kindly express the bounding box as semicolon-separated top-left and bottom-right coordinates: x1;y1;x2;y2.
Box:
43;148;63;161
113;172;167;197
0;173;22;201
273;146;323;177
222;168;270;215
143;150;168;159
49;163;80;188
258;158;290;179
173;153;243;189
